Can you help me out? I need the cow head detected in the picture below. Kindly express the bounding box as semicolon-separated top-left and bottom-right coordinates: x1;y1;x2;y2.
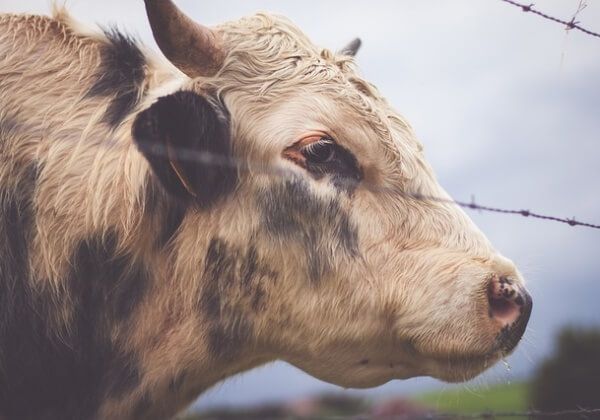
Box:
133;0;532;387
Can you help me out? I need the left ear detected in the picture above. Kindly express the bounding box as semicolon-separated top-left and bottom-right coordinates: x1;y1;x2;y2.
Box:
132;90;237;206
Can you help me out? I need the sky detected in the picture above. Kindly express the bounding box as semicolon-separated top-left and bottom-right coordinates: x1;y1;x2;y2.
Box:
2;0;599;411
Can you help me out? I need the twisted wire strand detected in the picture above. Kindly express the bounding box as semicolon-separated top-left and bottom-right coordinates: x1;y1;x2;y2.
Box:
153;142;600;230
499;0;600;38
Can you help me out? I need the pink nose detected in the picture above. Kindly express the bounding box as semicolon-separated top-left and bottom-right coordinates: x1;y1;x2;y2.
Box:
488;276;532;352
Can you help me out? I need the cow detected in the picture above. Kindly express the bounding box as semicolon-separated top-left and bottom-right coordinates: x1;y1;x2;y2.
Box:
0;1;532;419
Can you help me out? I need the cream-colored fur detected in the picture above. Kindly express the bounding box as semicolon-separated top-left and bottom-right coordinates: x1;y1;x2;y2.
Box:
0;7;528;419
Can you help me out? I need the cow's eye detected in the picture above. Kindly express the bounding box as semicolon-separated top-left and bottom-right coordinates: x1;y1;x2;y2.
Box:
283;134;362;191
294;136;362;191
300;138;336;163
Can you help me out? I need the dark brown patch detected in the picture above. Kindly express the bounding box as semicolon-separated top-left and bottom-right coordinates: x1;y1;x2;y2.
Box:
259;179;359;285
207;317;253;360
0;211;145;418
186;383;206;401
198;238;276;357
88;28;147;128
106;350;142;397
133;392;152;419
70;231;149;323
251;285;266;312
168;370;187;393
143;176;186;248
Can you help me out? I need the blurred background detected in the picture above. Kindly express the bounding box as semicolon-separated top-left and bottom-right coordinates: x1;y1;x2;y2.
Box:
2;0;598;417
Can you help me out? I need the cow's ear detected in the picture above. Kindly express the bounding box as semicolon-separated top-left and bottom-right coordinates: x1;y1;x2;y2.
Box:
132;91;237;206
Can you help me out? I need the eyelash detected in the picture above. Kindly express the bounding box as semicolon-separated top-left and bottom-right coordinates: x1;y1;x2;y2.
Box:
300;137;336;163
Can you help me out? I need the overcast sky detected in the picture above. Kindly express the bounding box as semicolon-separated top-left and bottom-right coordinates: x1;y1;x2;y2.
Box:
2;0;599;411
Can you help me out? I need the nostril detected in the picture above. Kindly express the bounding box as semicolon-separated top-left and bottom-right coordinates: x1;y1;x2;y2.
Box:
489;296;518;321
488;296;521;326
487;277;524;327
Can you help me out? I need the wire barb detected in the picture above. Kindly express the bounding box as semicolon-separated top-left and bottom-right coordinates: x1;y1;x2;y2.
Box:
499;0;600;38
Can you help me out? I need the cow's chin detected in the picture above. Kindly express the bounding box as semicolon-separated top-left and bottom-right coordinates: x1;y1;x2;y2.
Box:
423;351;504;383
288;348;504;389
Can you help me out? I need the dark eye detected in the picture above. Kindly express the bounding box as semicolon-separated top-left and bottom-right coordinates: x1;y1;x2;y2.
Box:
300;138;336;163
283;135;362;192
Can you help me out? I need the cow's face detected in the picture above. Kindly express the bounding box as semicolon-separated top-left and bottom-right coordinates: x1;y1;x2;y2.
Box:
136;2;532;387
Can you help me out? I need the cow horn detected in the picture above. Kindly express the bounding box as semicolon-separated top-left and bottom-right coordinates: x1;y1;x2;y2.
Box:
339;37;362;57
144;0;225;77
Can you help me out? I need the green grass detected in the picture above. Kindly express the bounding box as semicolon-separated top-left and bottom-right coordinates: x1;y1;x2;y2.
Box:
414;381;530;415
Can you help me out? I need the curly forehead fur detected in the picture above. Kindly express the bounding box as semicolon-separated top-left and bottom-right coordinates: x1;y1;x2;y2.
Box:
210;13;419;160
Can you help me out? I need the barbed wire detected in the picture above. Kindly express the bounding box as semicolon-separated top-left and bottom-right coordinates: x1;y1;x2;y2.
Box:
5;128;596;231
147;142;600;231
315;407;600;419
432;406;600;418
499;0;600;38
198;406;600;419
452;199;600;230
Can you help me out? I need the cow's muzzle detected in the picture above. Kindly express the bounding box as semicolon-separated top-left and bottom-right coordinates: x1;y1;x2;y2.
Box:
487;276;533;353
